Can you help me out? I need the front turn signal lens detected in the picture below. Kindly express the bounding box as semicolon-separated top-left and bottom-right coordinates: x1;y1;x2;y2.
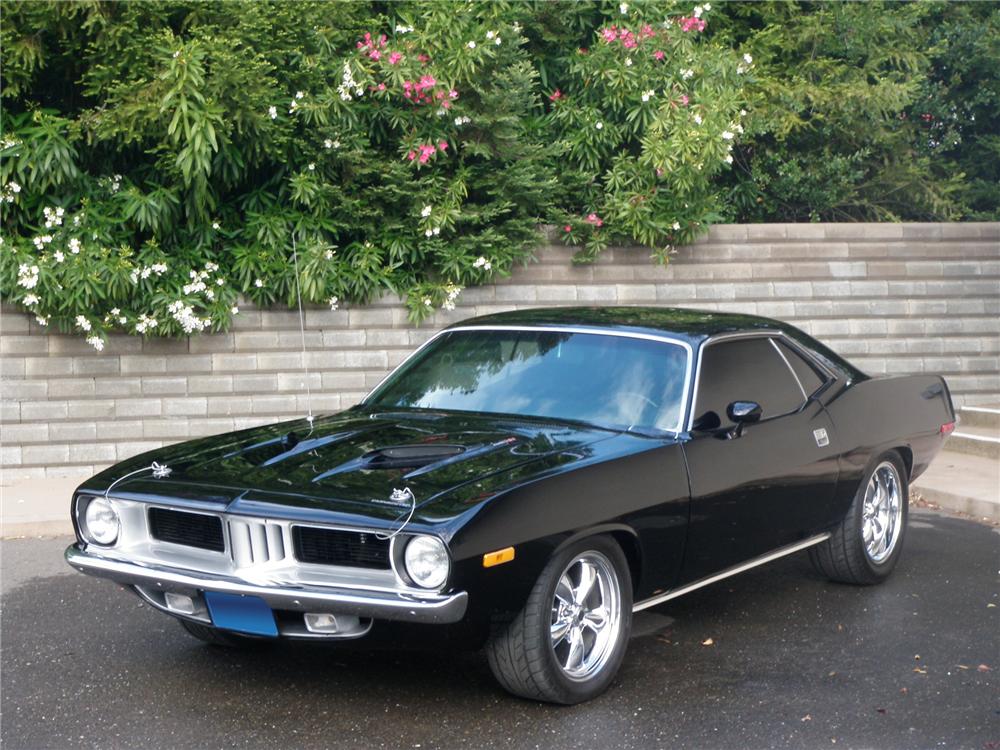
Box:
483;547;515;568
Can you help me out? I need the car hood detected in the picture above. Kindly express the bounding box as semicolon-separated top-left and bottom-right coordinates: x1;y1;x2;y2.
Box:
80;409;621;529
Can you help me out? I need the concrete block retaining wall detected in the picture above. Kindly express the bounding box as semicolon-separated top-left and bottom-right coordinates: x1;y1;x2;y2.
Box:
1;222;997;485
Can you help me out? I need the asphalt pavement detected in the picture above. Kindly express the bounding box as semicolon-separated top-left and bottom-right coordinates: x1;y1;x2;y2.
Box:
2;508;997;750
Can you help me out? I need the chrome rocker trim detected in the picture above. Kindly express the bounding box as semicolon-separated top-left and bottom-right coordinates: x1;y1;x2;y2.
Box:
632;533;832;612
66;544;468;626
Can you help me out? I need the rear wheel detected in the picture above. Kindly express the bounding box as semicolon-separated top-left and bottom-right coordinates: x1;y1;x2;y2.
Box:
178;618;272;649
810;452;909;584
485;535;632;704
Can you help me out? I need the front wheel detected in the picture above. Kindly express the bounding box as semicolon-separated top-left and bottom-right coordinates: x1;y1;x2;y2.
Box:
810;451;909;585
485;535;632;704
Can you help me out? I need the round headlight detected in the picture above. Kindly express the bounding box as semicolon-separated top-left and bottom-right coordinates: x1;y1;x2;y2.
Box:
403;535;450;589
83;497;120;546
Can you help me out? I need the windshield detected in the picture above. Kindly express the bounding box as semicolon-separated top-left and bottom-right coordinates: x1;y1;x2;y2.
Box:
365;328;690;432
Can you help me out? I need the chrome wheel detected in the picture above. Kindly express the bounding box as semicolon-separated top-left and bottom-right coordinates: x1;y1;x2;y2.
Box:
549;551;623;682
862;461;903;564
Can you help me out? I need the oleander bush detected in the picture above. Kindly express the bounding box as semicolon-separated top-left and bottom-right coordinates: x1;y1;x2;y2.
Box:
1;1;995;346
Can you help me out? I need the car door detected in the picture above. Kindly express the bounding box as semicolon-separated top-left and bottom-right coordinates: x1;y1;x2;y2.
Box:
678;334;840;584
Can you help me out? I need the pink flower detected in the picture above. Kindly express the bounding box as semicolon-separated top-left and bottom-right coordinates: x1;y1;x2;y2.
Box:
548;89;563;101
640;24;655;39
418;144;437;164
563;225;572;233
418;53;430;64
585;213;603;227
678;94;689;106
438;141;448;151
388;51;403;65
377;82;386;91
369;49;381;60
407;150;416;161
653;50;665;61
601;27;618;43
419;75;436;88
448;89;458;100
679;16;706;32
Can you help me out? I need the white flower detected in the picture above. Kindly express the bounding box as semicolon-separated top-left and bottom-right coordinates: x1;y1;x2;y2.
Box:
737;64;746;75
641;89;655;102
212;221;220;230
705;3;712;9
135;314;158;333
721;130;734;140
595;121;604;130
110;308;120;315
672;221;681;230
454;116;471;126
693;5;704;18
68;238;81;253
86;335;105;352
620;2;629;13
693;114;703;125
681;68;694;80
307;162;316;171
486;31;495;40
23;294;39;306
425;229;434;237
740;109;747;117
432;227;440;235
625;57;633;67
151;263;168;274
36;315;49;326
167;300;209;333
54;250;65;263
494;36;502;46
328;296;339;311
337;62;359;101
76;315;92;332
205;289;215;300
467;40;476;49
17;264;39;289
743;53;753;65
8;181;20;193
268;106;278;119
513;21;522;32
231;306;240;315
473;256;492;271
254;278;264;288
216;278;225;286
395;24;413;34
725;154;734;164
423;297;433;307
324;249;335;260
421;205;433;217
295;91;305;100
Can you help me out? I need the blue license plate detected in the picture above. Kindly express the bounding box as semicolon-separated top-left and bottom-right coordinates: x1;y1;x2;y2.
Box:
204;592;278;637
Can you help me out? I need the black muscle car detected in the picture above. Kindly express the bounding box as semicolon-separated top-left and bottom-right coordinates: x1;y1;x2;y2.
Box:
67;307;955;703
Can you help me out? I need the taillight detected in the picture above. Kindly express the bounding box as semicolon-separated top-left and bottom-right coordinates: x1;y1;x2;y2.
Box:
940;422;956;435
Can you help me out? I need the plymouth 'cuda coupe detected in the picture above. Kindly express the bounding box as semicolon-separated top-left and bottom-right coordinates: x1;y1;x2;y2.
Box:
67;307;954;703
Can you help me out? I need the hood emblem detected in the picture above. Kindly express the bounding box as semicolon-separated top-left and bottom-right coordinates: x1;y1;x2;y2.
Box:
389;487;415;505
151;462;172;478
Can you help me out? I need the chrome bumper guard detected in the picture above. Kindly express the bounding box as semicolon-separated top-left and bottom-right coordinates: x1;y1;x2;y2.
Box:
65;544;468;626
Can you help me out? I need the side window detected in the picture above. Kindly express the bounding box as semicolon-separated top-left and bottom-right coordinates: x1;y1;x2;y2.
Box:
774;339;826;397
694;338;804;427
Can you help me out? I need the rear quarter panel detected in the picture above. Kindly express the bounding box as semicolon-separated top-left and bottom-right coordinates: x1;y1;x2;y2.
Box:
822;373;955;514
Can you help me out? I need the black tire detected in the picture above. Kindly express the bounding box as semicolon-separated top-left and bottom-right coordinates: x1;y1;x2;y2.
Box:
810;451;909;585
178;618;272;649
485;535;633;704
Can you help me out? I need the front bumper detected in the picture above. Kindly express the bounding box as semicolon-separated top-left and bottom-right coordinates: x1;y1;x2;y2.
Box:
65;544;469;628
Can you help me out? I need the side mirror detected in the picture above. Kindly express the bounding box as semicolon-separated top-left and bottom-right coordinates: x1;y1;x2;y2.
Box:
727;401;762;424
726;401;761;437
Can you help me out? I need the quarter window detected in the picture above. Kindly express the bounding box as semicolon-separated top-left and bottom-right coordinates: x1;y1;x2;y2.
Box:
693;337;804;427
774;339;826;397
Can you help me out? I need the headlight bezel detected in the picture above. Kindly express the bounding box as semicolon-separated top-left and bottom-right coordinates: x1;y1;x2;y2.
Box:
77;495;121;547
396;534;451;590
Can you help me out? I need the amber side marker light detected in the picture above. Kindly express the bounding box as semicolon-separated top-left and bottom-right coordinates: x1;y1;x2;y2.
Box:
483;547;516;568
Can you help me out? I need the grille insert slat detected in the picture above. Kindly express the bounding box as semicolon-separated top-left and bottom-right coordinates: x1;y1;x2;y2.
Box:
293;526;390;569
148;508;225;552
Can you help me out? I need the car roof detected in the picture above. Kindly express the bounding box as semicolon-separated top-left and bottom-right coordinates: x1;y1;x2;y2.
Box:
449;306;786;345
447;306;865;381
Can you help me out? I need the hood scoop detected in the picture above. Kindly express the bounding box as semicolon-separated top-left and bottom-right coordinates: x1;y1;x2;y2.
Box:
365;444;467;468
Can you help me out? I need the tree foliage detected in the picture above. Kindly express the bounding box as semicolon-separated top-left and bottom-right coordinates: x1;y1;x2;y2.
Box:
1;1;995;346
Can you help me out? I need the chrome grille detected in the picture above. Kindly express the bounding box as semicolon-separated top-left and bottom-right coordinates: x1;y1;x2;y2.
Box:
229;518;288;567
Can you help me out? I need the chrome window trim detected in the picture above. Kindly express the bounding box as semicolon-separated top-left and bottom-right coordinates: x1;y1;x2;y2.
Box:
770;337;808;401
363;324;695;435
685;329;835;431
